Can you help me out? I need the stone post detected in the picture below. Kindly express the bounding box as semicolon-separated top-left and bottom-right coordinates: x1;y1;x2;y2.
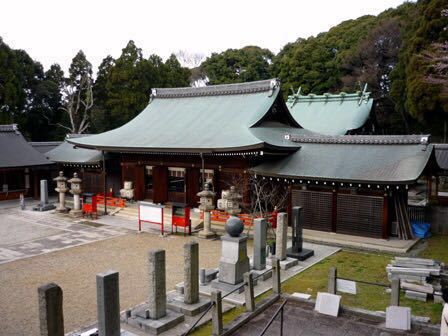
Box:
253;218;267;270
271;258;281;294
287;206;314;261
184;241;199;304
38;283;64;336
211;290;223;336
244;272;255;312
328;267;337;295
96;270;120;336
148;249;166;319
40;180;49;206
275;213;288;261
390;278;400;306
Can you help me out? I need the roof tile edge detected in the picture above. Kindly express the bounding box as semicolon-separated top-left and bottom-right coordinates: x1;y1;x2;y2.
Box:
151;78;279;99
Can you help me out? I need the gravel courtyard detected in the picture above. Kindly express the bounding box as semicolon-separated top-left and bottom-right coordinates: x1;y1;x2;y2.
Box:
0;231;222;335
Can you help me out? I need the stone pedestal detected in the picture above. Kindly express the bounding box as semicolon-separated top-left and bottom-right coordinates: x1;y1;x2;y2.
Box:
286;206;314;261
217;235;250;285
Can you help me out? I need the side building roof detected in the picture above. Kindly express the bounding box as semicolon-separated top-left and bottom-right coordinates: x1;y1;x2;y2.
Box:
69;79;299;153
0;124;52;168
46;134;103;165
435;144;448;171
29;141;63;154
287;90;373;136
251;134;433;184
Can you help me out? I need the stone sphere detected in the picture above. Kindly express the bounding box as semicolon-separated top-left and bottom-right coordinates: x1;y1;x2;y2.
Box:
225;216;244;237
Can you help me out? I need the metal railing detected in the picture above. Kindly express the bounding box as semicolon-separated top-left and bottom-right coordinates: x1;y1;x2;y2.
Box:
183;263;278;336
258;299;288;336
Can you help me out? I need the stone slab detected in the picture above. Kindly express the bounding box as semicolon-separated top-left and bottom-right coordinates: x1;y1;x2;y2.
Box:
405;290;427;302
251;268;272;281
166;291;211;316
210;278;257;294
266;256;299;270
291;292;311;300
127;307;184;335
315;292;341;317
385;306;411;331
286;247;314;261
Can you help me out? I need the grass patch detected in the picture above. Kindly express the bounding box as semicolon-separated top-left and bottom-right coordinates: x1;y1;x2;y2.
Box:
192;235;447;334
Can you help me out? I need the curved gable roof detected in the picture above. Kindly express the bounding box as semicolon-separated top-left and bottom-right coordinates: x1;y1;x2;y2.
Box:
70;79;297;153
287;91;373;136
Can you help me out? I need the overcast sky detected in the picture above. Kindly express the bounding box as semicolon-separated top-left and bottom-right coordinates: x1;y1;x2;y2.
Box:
1;0;407;73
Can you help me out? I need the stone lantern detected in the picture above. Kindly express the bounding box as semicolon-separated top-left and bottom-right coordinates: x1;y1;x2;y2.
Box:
224;186;242;216
54;171;68;213
68;172;82;217
197;183;216;238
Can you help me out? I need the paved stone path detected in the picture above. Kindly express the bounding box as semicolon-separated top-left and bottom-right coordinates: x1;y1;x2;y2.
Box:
231;299;439;335
0;209;130;264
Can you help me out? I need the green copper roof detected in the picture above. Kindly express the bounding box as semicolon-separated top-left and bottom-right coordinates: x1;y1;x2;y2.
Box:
287;91;373;136
70;79;298;153
46;134;103;164
251;135;432;184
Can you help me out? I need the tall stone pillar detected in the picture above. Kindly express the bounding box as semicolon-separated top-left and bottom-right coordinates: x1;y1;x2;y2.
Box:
286;206;314;260
38;283;64;336
96;270;120;336
148;249;166;319
33;180;55;211
184;241;199;304
253;218;267;270
275;212;288;261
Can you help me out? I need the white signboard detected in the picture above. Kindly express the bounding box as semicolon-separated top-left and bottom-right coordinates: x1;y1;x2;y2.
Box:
315;292;341;317
139;201;164;224
336;279;357;295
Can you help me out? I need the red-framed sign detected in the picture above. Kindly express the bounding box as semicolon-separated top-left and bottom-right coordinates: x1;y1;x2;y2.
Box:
138;201;165;234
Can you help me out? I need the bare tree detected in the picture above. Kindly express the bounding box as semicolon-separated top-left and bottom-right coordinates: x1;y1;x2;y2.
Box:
59;74;93;134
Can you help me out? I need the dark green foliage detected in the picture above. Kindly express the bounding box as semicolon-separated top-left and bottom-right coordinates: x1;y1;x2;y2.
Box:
201;46;274;84
93;41;191;131
390;0;448;136
274;15;378;95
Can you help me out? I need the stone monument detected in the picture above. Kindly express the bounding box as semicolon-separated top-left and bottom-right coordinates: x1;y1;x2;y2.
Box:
126;249;184;334
286;206;314;261
54;172;68;213
167;241;211;316
212;216;250;292
33;179;55;211
267;212;298;270
197;183;217;239
68;173;82;217
252;218;272;280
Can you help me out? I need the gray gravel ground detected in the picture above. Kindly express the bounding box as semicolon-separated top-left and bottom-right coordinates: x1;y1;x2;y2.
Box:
0;232;223;336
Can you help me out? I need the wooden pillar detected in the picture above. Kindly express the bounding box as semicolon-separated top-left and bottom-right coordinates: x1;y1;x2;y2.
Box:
331;187;337;233
382;192;389;239
153;166;168;204
185;168;200;207
134;166;145;201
